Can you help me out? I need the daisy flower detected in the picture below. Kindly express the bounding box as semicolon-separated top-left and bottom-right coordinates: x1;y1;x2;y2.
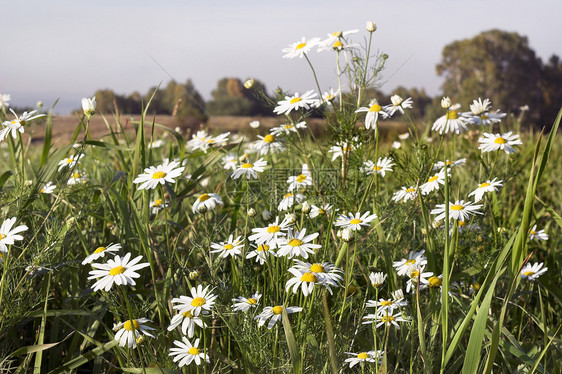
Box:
393;250;428;276
309;203;334;218
420;169;446;195
187;130;230;153
169;337;209;367
67;171;87;185
369;272;387;288
192;193;223;214
432;104;469;134
167;310;206;338
246;243;276;265
282;37;320;59
40;182;56;194
334;211;377;231
255;305;302;329
285;268;328;296
290;260;343;287
433;158;466;171
355;99;389;130
82;242;122;265
114;318;155;348
0;109;45;141
317;29;358;51
0;93;10;109
172;285;218;317
278;192;306;211
253;134;286;155
287;164;313;191
391;186;418;203
57;154;84;171
365;296;408;315
273;90;318;115
344;351;383;368
222;153;238;170
277;228;321;259
406;266;433;293
232;292;262;312
385;95;413;116
529;225;548;241
427;274;443;291
328;138;360;160
478;132;522;154
520;262;548;281
363;311;410;329
210;234;244;259
360;157;394;177
81;96;97;117
231;158;267;180
270;121;307;136
150;198;169;214
468;178;503;202
321;88;340;105
0;217;28;253
248;216;292;247
431;200;483;222
462;98;506;126
148;139;164;149
133;159;185;190
88;253;149;292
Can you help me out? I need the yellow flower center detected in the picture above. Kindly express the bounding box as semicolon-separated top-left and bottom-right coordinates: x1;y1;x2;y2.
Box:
223;244;234;250
428;276;442;287
530;230;536;235
494;137;507;144
318;209;326;215
284;193;293;199
349;218;362;224
152;171;166;179
310;264;325;273
406;188;416;193
257;244;270;252
300;272;318;283
332;40;343;49
241;163;253;169
380;300;394;306
284;124;294;129
182;310;194;318
93;246;107;254
296;174;307;183
479;182;490;188
458;220;466;227
272;305;284;314
523;271;535;276
332;31;342;37
382;315;395;323
0;233;6;240
263;134;275;143
188;347;200;355
446;110;459;120
472;282;481;291
290;97;302;104
40;189;45;193
66;158;73;164
428;175;439;182
191;297;206;307
369;104;382;112
247;298;258;305
73;173;80;179
446;161;454;165
374;166;383;171
267;225;280;233
295;42;306;50
153;199;163;207
410;270;419;278
357;352;369;359
289;239;303;247
450;204;464;211
206;139;215;143
109;266;125;276
123;320;140;331
405;259;416;266
198;193;210;202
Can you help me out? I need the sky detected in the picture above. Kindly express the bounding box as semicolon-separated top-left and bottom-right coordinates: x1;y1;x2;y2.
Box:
2;0;562;114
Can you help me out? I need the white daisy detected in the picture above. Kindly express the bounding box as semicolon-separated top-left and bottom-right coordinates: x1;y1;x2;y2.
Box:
478;132;522;154
468;178;503;202
529;225;548;241
277;228;321;259
40;182;56;194
0;93;11;109
365;296;408;315
82;242;122;265
171;285;218;317
67;171;87;185
363;311;410;329
462;98;506;126
273;90;318;115
231;158;267;180
317;29;358;51
169;337;209;367
405;266;433;293
328;138;360;161
369;272;387;288
187;130;230;153
0;109;45;141
270;121;307;136
255;305;302;329
344;351;383;368
284;268;325;296
321;88;340;105
88;253;149;292
385;95;413;116
81;96;97;117
248;216;292;247
334;211;377;231
210;234;244;259
222;153;238;171
232;292;262;312
114;318;155;348
393;250;427;276
246;243;276;265
282;37;321;59
290;260;343;287
432;104;469;134
355;99;389;130
133;160;185;190
287;164;313;191
420;169;446;195
253;134;286;155
57;154;84;171
391;186;418;203
0;217;28;253
431;200;483;222
192;193;223;214
309;203;334;218
433;158;466;171
167;310;206;338
360;157;394;177
520;262;548;281
278;192;306;211
150;198;169;214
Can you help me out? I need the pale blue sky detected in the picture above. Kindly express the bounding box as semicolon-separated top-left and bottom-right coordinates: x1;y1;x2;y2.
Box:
2;0;561;114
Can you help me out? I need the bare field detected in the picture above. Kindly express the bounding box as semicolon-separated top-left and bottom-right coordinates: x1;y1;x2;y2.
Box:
27;114;408;145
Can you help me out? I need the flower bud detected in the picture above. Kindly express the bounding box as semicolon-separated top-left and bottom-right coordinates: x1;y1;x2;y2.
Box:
341;227;353;242
244;78;255;89
247;208;256;217
366;21;377;32
441;96;452;109
135;335;145;345
249;120;260;129
81;96;96;118
285;213;297;224
262;210;273;221
369;271;386;288
189;270;200;280
301;201;311;213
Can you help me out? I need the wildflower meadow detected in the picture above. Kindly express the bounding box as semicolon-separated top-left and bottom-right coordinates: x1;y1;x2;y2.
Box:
0;23;560;373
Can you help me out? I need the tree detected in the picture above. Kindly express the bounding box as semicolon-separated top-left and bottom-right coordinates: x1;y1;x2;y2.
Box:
206;77;271;116
437;29;543;124
539;55;562;128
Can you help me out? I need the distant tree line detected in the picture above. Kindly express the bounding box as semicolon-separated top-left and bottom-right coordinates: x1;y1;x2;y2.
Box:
85;29;561;128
